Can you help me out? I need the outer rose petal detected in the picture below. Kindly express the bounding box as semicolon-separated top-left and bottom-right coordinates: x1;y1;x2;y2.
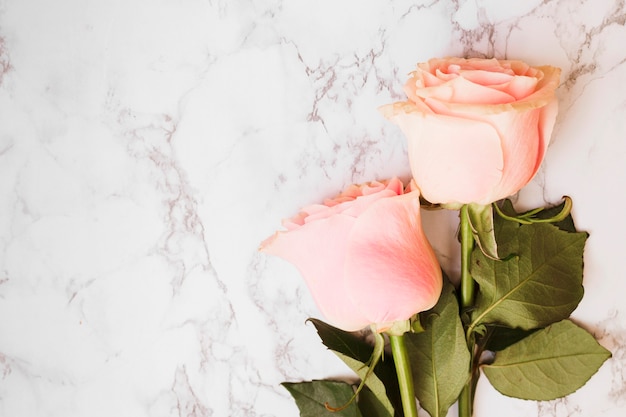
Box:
534;97;558;172
344;193;442;325
423;98;544;204
260;215;370;331
481;108;543;202
423;88;559;203
491;96;558;201
389;108;504;205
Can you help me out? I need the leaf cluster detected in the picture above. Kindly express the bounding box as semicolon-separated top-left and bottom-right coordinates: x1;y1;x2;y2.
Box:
469;199;610;401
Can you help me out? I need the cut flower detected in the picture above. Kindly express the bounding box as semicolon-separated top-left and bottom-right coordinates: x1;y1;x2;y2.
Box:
380;57;561;206
260;178;442;332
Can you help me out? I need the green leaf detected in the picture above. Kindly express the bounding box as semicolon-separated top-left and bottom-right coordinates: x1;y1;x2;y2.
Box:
483;320;611;400
533;197;576;232
468;203;499;259
308;319;374;364
494;198;574;229
470;213;587;330
308;319;396;417
333;350;394;417
405;281;471;417
480;325;538;352
358;386;394;417
282;380;363;417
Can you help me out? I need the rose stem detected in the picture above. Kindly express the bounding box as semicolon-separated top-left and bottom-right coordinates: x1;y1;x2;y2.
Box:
389;334;418;417
458;204;475;417
460;205;475;307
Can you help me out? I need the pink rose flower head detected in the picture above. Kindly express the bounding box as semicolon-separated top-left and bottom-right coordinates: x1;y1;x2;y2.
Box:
260;178;443;332
380;57;561;206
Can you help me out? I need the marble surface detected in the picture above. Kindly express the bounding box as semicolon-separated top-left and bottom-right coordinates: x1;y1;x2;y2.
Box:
0;0;625;416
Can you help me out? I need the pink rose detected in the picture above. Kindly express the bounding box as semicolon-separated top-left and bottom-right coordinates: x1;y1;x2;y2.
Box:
380;57;561;206
260;178;442;332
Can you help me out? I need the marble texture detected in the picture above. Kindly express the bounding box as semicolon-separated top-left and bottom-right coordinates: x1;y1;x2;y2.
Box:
0;0;625;416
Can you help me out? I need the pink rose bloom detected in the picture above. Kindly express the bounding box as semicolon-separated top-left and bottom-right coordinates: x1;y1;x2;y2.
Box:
260;178;442;332
380;57;561;206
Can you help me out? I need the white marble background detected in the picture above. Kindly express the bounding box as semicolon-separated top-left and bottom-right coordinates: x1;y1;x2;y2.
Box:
0;0;625;416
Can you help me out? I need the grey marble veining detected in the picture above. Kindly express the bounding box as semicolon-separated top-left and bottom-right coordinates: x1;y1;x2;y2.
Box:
0;0;624;416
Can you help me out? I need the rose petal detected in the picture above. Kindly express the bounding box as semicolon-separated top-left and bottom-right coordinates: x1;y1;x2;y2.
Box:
384;177;405;195
301;203;331;217
426;57;506;74
344;193;442;324
435;68;459;82
534;97;559;172
459;58;513;73
301;183;384;224
403;79;439;113
341;189;398;218
514;66;561;108
360;180;387;195
260;215;371;331
389;108;504;205
489;75;538;100
508;60;534;76
460;69;514;86
416;75;517;105
421;69;447;86
282;212;307;230
480;108;543;201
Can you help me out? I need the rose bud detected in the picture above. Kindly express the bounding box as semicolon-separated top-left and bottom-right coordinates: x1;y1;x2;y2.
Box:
260;178;442;332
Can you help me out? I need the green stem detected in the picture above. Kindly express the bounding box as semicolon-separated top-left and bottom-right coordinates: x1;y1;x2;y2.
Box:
459;205;475;417
460;205;475;308
458;387;472;417
389;334;418;417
